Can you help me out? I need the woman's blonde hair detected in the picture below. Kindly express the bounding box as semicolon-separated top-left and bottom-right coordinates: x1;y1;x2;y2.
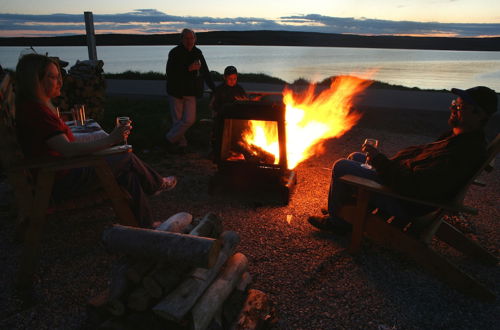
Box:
15;53;60;106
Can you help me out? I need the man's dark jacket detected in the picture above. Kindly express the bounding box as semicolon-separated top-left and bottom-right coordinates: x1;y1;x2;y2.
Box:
371;130;487;202
166;45;215;98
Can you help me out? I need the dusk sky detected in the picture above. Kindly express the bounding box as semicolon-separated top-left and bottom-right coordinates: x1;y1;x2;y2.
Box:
1;0;499;37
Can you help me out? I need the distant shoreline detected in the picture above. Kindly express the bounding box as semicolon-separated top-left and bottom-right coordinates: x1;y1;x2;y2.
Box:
103;71;436;92
1;30;500;51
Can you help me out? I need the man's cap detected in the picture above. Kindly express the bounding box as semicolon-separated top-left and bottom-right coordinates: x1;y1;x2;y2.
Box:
224;66;237;75
451;86;498;116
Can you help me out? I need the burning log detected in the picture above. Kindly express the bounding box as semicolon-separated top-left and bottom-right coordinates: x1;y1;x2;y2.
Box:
152;231;240;322
102;225;221;268
191;253;249;330
234;141;275;164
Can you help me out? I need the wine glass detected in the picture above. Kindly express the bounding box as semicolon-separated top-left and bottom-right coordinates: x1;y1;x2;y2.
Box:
72;104;86;126
194;59;201;77
116;116;131;145
360;138;379;169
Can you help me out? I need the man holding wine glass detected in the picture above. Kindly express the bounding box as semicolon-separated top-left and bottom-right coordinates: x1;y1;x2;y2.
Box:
309;86;498;233
15;53;177;229
116;116;132;145
165;28;216;154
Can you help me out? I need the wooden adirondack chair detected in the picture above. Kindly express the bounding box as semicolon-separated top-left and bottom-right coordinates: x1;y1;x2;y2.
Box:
0;73;138;290
338;133;499;301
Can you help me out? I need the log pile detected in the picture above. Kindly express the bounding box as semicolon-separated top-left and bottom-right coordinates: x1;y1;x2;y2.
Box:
57;59;106;121
87;212;276;330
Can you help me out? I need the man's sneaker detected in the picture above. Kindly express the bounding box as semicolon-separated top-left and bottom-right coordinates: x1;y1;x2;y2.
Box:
308;215;352;234
154;176;177;196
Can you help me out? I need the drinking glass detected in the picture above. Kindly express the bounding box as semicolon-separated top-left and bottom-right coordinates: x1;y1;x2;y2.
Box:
116;116;131;145
194;59;201;77
72;104;86;126
361;138;379;169
79;104;86;124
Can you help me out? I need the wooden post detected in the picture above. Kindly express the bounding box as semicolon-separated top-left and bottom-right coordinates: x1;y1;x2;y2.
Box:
84;11;98;60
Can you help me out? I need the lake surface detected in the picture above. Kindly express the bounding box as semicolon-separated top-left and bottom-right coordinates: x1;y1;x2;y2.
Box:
1;45;500;91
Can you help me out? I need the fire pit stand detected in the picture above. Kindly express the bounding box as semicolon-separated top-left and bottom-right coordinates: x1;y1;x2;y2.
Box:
209;101;297;205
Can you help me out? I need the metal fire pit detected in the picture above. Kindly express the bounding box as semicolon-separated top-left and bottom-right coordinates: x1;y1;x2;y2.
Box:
209;100;297;205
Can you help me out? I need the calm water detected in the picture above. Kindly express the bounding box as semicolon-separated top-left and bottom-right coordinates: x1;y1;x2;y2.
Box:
1;45;500;91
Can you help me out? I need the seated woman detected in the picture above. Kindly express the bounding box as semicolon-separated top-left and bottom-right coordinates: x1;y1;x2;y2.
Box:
14;53;176;228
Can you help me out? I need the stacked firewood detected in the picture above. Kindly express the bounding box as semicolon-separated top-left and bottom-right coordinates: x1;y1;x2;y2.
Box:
87;212;276;330
57;60;106;121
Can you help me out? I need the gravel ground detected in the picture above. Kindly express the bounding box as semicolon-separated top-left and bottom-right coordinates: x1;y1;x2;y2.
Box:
0;106;498;329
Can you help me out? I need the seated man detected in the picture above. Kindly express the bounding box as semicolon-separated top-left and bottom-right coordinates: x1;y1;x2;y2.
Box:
308;86;498;233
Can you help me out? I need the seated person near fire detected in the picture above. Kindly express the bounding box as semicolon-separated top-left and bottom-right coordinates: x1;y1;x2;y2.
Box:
308;86;498;233
209;65;248;117
208;65;250;159
15;54;177;229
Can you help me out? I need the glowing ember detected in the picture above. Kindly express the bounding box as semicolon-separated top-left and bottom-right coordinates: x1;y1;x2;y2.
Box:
241;75;372;169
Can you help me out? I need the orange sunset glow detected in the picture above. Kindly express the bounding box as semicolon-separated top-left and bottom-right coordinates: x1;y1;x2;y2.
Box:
241;75;373;169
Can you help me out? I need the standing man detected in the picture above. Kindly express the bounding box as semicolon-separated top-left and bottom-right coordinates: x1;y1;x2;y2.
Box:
165;28;216;153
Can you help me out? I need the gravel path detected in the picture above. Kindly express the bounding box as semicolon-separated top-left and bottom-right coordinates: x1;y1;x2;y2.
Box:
0;107;498;329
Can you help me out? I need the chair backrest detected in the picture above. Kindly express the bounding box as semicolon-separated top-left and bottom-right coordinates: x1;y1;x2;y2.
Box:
0;73;37;222
0;73;26;170
454;133;500;203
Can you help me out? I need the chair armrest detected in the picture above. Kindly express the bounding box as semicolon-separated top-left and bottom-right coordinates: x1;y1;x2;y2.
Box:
91;145;132;156
472;180;486;187
339;174;478;215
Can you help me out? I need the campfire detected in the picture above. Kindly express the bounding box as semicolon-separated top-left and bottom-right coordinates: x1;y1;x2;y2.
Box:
210;75;372;204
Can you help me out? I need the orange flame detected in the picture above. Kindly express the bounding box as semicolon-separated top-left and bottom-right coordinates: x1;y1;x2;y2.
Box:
242;75;372;169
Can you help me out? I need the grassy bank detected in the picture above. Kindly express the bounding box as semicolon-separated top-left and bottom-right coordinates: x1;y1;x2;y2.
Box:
103;70;287;85
101;96;213;154
103;70;425;91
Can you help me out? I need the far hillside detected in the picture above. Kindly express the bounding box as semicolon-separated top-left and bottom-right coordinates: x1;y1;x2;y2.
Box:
1;30;499;51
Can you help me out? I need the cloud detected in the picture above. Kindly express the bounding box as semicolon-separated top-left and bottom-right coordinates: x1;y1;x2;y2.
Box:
0;9;499;37
280;14;500;37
